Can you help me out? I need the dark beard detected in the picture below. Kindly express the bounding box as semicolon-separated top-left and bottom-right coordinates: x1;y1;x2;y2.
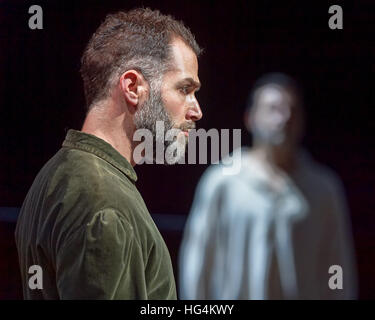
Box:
134;84;180;163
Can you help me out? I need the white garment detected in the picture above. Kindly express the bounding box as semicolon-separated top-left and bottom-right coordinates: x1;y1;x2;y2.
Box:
179;148;357;299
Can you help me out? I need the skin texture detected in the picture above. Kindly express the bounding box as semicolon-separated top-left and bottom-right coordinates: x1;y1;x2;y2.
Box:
161;37;202;129
81;37;202;166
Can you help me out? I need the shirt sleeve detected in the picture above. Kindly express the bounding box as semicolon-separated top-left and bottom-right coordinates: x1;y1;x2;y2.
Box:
179;166;226;299
318;173;358;299
55;208;146;299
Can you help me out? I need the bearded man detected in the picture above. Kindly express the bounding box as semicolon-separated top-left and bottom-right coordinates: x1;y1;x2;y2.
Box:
15;8;202;299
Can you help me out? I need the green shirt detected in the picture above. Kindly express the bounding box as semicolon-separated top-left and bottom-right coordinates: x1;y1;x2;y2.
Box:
15;129;177;300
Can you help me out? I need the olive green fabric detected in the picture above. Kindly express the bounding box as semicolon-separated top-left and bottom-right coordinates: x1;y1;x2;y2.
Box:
15;129;177;300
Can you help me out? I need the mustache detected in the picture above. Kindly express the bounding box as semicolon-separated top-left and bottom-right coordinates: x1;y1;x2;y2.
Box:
178;121;196;132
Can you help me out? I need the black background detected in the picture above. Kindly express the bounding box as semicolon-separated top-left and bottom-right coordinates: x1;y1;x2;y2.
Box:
0;0;374;299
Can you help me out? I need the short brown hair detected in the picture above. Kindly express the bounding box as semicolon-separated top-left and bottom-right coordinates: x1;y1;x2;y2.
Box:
80;8;202;109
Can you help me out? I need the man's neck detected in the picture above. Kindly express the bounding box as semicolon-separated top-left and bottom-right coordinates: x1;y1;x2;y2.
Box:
81;102;136;166
252;144;298;174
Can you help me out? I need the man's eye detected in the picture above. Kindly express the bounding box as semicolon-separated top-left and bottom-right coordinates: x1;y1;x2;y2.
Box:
180;86;190;94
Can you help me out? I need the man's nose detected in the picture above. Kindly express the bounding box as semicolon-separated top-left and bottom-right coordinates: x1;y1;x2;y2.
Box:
186;99;203;121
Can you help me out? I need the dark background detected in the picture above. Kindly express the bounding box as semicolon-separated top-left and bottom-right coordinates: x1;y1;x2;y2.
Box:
0;0;374;299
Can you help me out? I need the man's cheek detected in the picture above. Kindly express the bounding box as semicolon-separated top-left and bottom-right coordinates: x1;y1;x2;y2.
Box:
167;99;184;117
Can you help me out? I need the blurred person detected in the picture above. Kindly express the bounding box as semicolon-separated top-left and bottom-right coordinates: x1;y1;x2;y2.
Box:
15;8;202;299
179;73;357;299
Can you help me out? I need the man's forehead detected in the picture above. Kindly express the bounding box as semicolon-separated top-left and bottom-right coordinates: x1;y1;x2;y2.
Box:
169;38;199;83
256;85;294;104
258;86;283;102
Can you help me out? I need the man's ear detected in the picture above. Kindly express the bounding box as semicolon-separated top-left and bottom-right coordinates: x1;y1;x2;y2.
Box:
119;70;148;109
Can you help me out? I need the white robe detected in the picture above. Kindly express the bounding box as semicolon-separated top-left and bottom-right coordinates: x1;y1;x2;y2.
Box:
179;148;357;299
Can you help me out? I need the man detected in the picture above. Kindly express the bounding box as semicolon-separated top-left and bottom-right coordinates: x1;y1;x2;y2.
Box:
179;73;357;299
15;8;202;299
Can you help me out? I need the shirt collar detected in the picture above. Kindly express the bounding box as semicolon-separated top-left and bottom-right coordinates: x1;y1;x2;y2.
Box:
62;129;137;183
240;147;300;195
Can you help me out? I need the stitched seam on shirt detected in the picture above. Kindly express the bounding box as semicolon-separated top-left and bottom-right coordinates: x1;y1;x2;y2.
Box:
56;208;141;255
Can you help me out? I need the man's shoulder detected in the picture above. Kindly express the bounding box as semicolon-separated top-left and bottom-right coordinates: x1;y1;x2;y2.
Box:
201;147;251;181
195;148;248;199
34;147;147;240
300;153;345;197
49;146;132;188
41;147;140;214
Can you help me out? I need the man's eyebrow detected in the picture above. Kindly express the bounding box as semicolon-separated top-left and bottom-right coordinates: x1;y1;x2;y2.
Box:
179;77;201;89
